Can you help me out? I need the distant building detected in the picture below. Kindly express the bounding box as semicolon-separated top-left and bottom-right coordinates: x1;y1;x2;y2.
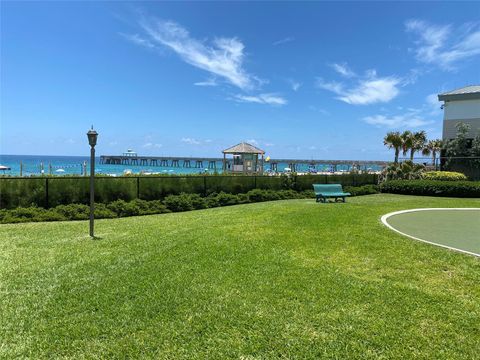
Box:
438;85;480;141
122;149;138;157
222;142;265;174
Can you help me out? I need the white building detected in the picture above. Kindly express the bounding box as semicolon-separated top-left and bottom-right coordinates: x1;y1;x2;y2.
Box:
438;85;480;140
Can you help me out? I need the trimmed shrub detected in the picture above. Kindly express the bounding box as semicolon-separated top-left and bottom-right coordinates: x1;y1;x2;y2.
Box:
0;188;357;224
380;180;480;197
107;200;130;217
94;203;117;218
300;190;315;199
277;189;301;199
421;171;468;181
188;194;208;210
0;206;67;223
145;200;170;214
163;193;195;212
55;204;89;220
215;192;240;207
247;189;278;202
344;185;379;196
205;193;220;208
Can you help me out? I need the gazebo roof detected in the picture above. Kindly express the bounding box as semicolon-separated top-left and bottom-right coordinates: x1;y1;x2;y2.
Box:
222;142;265;154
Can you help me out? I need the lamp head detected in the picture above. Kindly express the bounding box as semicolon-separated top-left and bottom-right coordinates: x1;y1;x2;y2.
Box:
87;126;98;147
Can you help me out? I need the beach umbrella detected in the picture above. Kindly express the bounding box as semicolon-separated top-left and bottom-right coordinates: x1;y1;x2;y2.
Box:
0;165;11;171
56;168;65;173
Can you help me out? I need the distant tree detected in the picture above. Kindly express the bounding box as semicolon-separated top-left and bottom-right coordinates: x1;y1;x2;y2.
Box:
410;131;427;160
384;131;403;163
443;122;472;170
471;133;480;153
400;131;413;158
422;139;443;168
471;133;480;167
444;123;471;158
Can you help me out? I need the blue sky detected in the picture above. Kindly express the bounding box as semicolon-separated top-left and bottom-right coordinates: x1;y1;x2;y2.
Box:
1;1;479;160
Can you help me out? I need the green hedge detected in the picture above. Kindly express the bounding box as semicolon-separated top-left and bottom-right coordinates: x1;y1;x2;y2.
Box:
380;180;480;197
421;171;467;181
0;174;378;209
139;176;205;200
0;185;379;224
344;184;379;196
0;178;46;208
0;189;306;224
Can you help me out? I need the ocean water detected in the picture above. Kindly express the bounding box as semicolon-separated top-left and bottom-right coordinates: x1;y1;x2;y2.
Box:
0;154;382;176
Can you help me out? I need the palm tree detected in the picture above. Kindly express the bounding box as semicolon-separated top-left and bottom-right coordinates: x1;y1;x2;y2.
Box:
409;131;427;161
400;131;413;159
422;139;443;168
384;131;403;163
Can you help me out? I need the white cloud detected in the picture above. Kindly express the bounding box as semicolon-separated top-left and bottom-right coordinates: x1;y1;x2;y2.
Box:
315;79;344;94
138;18;256;90
246;139;259;146
233;93;287;106
122;33;155;49
363;110;434;129
405;19;480;69
143;142;162;148
273;36;295;46
316;73;401;105
181;137;201;145
363;114;431;128
330;63;356;78
194;78;218;87
289;79;302;91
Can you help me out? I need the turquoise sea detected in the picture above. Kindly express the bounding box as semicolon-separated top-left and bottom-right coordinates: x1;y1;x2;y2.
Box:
0;155;382;176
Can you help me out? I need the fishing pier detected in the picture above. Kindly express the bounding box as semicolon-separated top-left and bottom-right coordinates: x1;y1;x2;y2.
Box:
100;154;389;172
100;155;222;170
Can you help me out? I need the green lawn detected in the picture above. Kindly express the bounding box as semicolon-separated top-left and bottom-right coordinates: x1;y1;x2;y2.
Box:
1;194;479;359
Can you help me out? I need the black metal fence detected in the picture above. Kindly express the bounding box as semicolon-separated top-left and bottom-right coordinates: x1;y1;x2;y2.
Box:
0;173;379;209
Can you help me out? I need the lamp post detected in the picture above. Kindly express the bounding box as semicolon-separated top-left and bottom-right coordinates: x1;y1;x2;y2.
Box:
87;127;98;238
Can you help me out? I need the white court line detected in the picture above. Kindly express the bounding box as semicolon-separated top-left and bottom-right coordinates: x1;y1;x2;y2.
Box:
381;208;480;258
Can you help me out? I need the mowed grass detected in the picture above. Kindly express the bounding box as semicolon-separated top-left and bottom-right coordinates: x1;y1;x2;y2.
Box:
1;194;479;359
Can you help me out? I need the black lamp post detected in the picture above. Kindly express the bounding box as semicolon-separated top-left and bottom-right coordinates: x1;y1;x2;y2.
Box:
87;127;98;238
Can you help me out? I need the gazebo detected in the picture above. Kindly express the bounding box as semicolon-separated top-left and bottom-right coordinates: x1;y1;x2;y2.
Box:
222;142;265;174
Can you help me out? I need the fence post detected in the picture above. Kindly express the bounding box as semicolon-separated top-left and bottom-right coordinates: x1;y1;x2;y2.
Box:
203;176;207;196
137;177;140;199
45;177;49;208
254;175;257;189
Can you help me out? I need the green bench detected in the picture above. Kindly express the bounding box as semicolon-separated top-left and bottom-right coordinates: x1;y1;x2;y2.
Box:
313;184;351;203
